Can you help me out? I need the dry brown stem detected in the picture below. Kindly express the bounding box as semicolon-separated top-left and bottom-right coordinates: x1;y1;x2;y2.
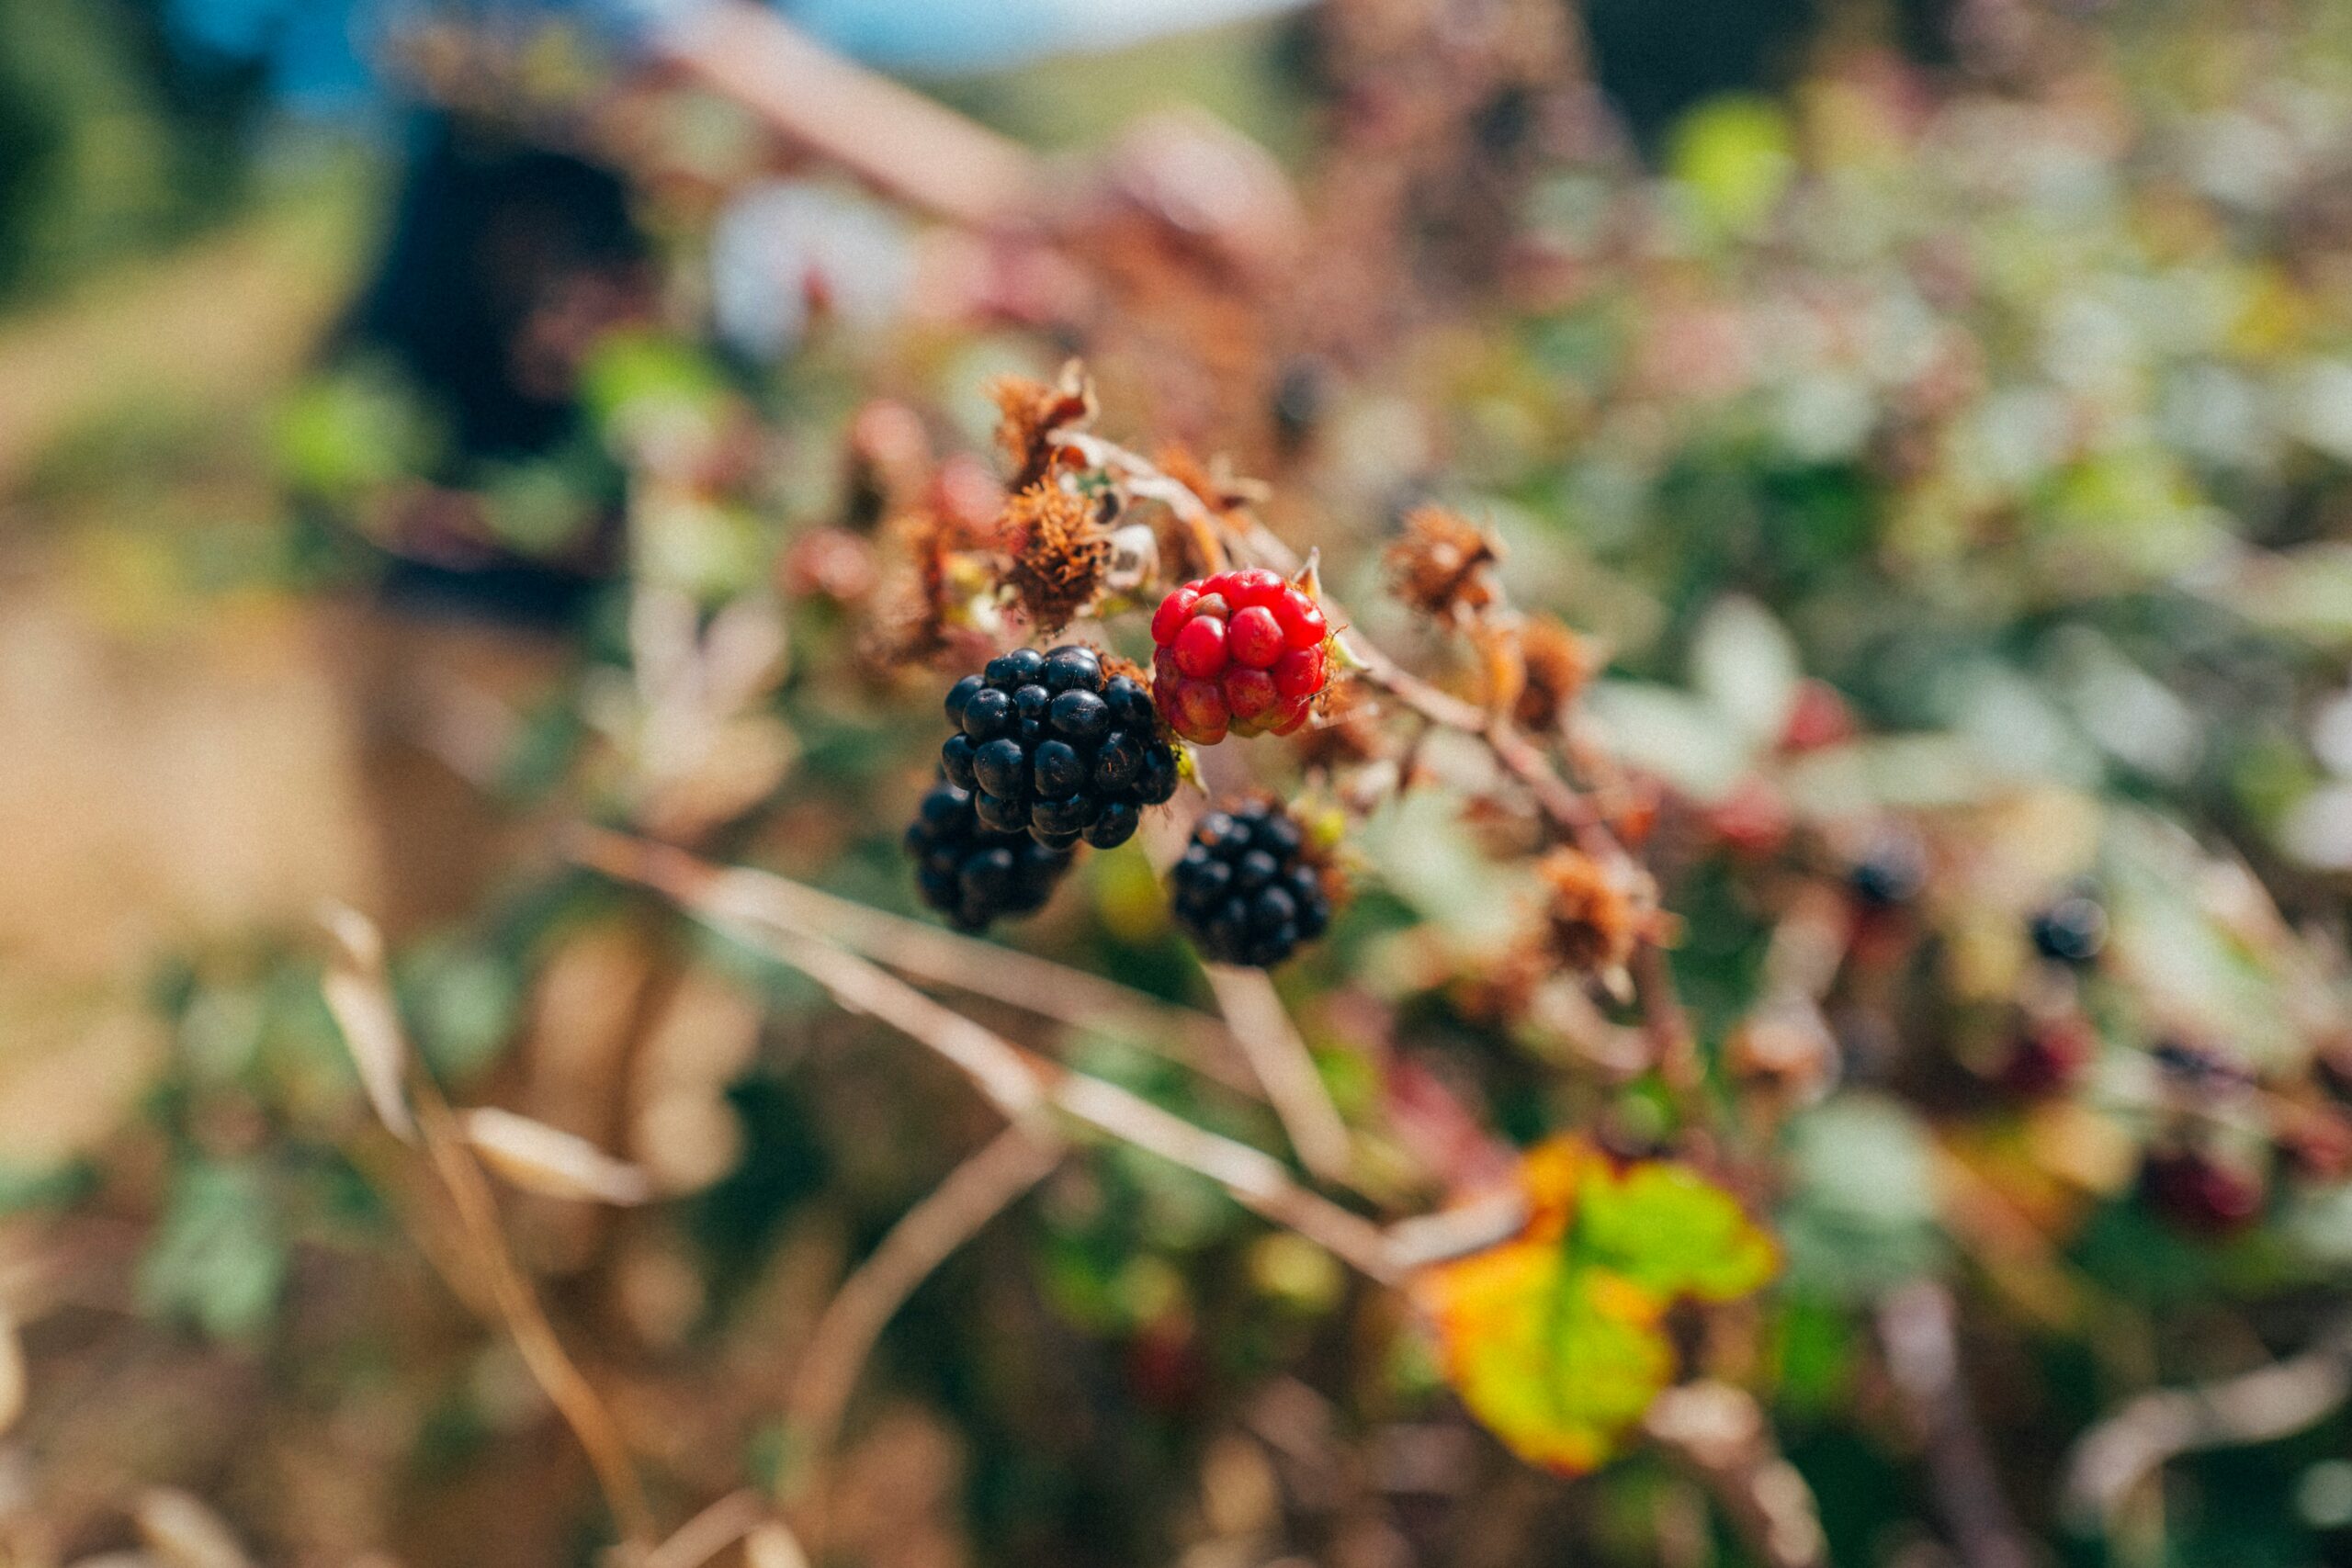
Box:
1201;963;1353;1184
573;831;1401;1282
786;1125;1063;1522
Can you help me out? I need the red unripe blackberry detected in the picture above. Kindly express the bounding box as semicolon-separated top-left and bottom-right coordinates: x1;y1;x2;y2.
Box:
1168;799;1334;967
939;644;1179;852
905;780;1076;931
1998;1020;2093;1100
2138;1147;2266;1236
1148;570;1331;743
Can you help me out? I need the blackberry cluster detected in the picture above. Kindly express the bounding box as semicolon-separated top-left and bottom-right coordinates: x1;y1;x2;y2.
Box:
1169;800;1332;967
940;646;1179;851
905;781;1076;931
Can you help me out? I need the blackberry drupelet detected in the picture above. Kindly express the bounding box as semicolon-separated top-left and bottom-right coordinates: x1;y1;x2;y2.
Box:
905;780;1075;930
1169;799;1333;967
940;645;1180;851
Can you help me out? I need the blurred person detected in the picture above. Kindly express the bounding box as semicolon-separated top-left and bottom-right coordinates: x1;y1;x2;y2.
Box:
217;0;1311;925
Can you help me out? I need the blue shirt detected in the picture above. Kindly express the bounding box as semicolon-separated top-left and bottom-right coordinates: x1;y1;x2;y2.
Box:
168;0;1309;109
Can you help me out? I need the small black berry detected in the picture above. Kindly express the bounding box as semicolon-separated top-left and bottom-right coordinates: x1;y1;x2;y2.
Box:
941;733;978;791
906;781;1075;930
962;686;1013;739
988;648;1046;686
974;738;1028;798
1035;739;1086;795
1850;833;1926;908
1092;801;1141;849
2030;889;2107;966
1168;798;1335;967
1050;689;1109;739
1105;675;1156;731
945;674;984;725
1044;646;1102;692
974;791;1027;834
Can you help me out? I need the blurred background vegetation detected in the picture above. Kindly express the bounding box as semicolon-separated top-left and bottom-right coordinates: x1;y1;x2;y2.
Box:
14;2;2352;1567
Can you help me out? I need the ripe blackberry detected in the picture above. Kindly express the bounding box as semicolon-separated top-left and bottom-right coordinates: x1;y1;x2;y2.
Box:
1168;799;1333;967
1149;569;1331;744
904;780;1075;931
939;645;1180;852
1849;832;1927;908
2030;888;2108;966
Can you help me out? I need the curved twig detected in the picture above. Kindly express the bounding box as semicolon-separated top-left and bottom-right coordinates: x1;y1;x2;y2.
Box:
1202;964;1353;1184
786;1125;1063;1512
577;832;1401;1282
2063;1316;2352;1529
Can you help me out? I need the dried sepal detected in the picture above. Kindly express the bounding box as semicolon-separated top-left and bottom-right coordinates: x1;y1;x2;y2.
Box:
863;498;994;668
989;360;1097;491
1514;614;1597;731
1530;847;1669;979
1386;506;1502;619
1001;479;1113;633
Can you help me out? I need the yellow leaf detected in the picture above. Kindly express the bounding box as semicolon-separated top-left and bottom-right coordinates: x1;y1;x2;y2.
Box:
1413;1137;1775;1473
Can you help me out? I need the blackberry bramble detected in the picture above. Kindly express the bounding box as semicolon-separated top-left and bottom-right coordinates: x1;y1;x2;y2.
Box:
1169;799;1334;967
940;645;1179;851
906;781;1076;931
1149;569;1331;744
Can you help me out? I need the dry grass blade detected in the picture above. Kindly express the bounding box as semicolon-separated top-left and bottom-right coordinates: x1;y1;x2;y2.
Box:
133;1488;255;1568
414;1087;659;1551
319;901;417;1143
788;1126;1062;1504
461;1107;655;1206
639;1490;770;1568
313;907;657;1552
744;1521;812;1568
0;1302;23;1437
1201;964;1352;1185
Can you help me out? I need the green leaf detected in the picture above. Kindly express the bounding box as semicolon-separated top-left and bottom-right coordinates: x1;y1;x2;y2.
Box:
138;1159;285;1342
1415;1138;1777;1473
1580;1158;1780;1302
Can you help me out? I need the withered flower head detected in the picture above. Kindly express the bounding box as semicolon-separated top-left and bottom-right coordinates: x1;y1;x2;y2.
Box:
989;360;1097;491
1530;846;1661;977
1513;614;1596;731
1387;506;1501;618
861;503;977;669
1001;480;1112;634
